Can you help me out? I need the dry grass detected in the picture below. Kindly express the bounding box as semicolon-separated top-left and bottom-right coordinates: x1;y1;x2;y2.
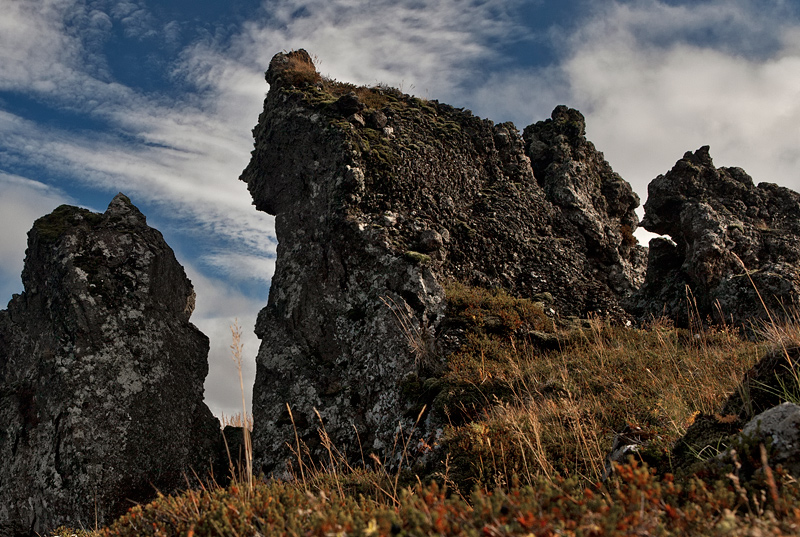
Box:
50;284;800;536
277;50;321;87
284;401;430;509
227;320;253;492
219;411;253;431
457;320;760;484
381;295;438;372
435;283;764;489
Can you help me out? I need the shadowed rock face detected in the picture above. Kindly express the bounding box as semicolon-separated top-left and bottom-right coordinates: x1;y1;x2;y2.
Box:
630;146;800;325
0;194;220;534
240;50;646;475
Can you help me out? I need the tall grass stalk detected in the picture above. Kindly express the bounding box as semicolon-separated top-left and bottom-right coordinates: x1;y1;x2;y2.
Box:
220;411;253;430
229;319;253;491
381;296;436;370
733;254;795;362
733;253;800;403
287;403;308;492
314;408;345;499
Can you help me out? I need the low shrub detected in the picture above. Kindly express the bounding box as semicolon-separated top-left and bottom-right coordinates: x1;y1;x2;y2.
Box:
54;459;800;536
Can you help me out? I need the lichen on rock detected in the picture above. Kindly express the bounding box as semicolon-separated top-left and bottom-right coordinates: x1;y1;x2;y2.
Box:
0;194;220;534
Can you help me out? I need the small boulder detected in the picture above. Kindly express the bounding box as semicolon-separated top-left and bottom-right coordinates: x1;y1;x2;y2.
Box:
739;402;800;477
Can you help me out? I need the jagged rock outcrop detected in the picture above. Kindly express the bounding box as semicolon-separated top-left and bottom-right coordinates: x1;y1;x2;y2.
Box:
630;146;800;325
0;194;220;534
523;106;646;296
241;50;646;474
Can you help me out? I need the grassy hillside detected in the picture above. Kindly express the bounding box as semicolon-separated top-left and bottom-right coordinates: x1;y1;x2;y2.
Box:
52;285;800;536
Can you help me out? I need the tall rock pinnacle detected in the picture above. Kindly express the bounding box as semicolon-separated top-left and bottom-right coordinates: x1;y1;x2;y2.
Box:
0;194;220;533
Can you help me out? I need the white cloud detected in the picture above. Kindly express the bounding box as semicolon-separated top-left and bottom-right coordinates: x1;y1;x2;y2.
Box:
460;1;800;210
229;0;526;98
109;0;157;39
0;0;88;93
0;173;72;303
202;252;275;284
564;1;800;199
0;108;274;252
467;66;570;127
182;264;263;419
573;42;800;196
0;0;277;265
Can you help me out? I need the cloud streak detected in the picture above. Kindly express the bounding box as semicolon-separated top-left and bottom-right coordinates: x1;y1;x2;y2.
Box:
228;0;527;97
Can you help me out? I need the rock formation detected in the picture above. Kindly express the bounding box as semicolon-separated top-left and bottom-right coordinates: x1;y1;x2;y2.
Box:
523;106;646;296
0;194;220;534
241;50;646;474
631;146;800;325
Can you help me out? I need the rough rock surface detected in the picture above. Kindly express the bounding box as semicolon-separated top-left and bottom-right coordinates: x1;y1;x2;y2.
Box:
523;106;646;296
240;50;646;474
739;402;800;477
681;402;800;482
0;194;220;534
630;146;800;325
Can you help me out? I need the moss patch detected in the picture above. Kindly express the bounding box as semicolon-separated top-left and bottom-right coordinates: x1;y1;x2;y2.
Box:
403;251;432;266
33;205;104;245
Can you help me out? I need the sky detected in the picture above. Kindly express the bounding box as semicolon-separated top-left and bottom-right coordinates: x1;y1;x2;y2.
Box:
2;0;800;418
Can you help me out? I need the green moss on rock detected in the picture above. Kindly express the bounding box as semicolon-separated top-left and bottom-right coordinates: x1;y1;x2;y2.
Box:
33;205;104;245
404;251;432;265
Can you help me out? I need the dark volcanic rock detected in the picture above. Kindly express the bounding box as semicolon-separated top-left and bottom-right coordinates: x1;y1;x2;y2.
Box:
524;106;646;295
240;50;646;474
0;194;220;534
631;146;800;325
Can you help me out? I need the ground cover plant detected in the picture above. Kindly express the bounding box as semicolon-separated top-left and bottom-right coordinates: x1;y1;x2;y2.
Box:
51;463;800;537
49;283;800;536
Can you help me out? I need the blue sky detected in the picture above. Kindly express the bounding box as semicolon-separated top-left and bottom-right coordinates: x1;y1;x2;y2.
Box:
2;0;800;417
